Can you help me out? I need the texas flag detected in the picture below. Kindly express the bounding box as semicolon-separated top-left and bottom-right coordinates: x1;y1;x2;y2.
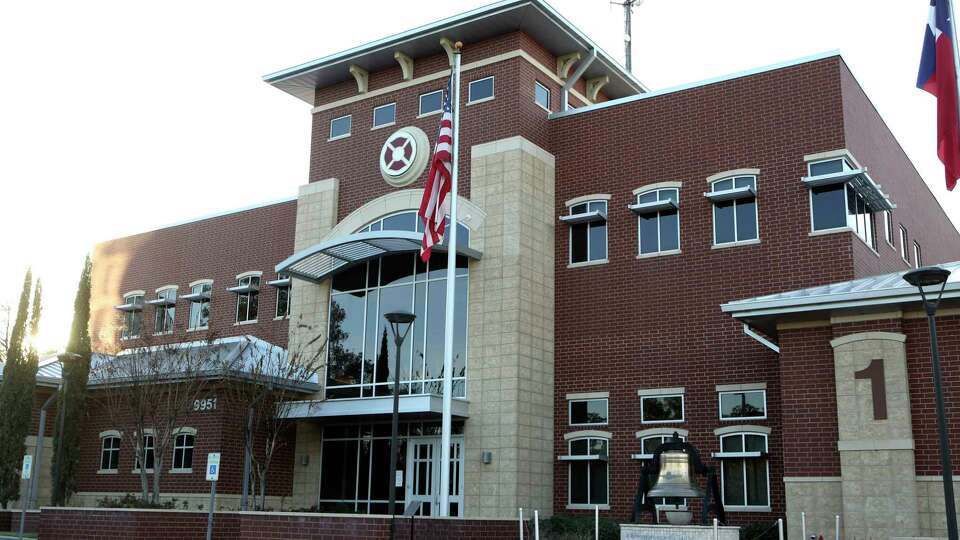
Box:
918;0;960;190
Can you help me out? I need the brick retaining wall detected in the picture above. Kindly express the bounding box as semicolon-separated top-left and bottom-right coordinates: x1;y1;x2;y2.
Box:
0;509;40;534
36;508;524;539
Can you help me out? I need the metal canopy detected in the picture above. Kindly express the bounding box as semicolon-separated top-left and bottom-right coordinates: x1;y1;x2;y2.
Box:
628;199;678;215
146;297;176;307
276;230;482;284
802;168;896;211
263;0;646;105
114;302;143;312
281;394;470;420
180;291;211;302
559;210;606;225
704;186;756;203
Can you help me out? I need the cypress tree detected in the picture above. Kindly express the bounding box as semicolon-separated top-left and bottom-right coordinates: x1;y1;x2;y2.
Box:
0;271;37;508
52;256;92;505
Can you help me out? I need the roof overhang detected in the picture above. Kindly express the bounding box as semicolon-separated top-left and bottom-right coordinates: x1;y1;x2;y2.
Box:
263;0;646;104
801;168;895;211
721;262;960;336
275;230;482;284
281;395;470;420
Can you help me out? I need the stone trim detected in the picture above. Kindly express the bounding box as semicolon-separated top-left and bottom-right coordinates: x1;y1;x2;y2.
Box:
188;279;214;288
123;290;146;298
713;424;771;436
635;427;689;439
637;387;684;396
903;306;960;319
917;475;960;482
566;391;608;400
803;148;863;168
830;331;906;348
326;189;486;241
706;168;761;184
829;311;903;325
563;430;612;441
154;284;178;293
173;427;197;436
235;270;263;279
99;430;121;439
782;476;842;483
472;135;555;167
299;178;338;196
633;181;682;195
777;319;831;330
837;438;914;451
715;382;766;392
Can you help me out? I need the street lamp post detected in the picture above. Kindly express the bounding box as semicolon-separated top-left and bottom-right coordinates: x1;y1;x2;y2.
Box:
903;266;957;540
384;311;416;540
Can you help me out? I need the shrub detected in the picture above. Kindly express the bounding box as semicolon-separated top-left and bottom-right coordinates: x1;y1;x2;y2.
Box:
95;494;177;509
540;513;619;540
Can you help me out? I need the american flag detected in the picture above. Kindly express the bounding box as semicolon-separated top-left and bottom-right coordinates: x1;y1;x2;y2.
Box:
418;78;454;261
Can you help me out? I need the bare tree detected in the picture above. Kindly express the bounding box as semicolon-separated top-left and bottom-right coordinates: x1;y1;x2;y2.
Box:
220;329;325;511
91;335;214;504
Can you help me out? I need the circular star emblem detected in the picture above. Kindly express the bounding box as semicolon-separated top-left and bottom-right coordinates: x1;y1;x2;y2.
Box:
379;127;429;187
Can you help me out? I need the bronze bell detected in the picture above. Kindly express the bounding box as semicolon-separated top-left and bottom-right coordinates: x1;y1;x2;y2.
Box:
646;450;705;499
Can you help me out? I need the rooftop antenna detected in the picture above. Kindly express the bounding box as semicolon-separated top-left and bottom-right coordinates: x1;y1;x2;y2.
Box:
611;0;643;72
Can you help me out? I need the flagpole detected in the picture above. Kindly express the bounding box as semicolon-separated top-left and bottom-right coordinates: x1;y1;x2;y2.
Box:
438;42;462;518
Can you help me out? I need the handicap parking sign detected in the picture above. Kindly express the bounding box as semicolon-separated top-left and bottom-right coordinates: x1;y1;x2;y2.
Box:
206;453;221;481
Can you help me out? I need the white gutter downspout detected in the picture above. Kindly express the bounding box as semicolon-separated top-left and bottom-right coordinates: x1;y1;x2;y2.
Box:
562;48;597;111
743;323;780;354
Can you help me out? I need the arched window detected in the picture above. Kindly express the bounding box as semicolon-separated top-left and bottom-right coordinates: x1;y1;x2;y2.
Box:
706;174;758;246
99;431;121;472
631;186;680;256
561;434;609;508
715;431;770;510
326;211;469;400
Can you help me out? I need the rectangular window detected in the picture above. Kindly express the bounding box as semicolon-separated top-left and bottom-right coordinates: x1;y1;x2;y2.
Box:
468;76;494;103
135;434;155;471
419;90;443;116
121;295;144;340
276;283;291;319
884;211;894;246
568;201;608;264
710;176;758;245
534;81;551;111
568;438;608;506
153;288;176;334
172;433;195;470
236;275;260;323
720;433;769;509
900;226;910;263
719;390;767;420
329;115;352;139
641;394;684;423
569;398;608;426
636;188;680;255
188;283;212;330
372;103;396;128
914;241;922;268
100;436;120;471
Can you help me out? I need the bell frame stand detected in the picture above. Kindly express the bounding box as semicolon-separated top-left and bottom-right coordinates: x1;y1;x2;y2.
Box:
631;433;726;526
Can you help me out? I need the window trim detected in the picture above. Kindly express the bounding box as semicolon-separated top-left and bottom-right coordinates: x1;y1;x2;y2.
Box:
120;292;145;340
372;102;396;130
418;89;444;117
152;287;177;336
467;76;495;105
640;393;685;424
534;81;551;112
171;428;196;473
913;241;923;268
187;281;213;332
708;175;759;247
275;277;291;320
716;431;771;512
718;389;768;421
883;211;894;248
564;435;610;510
568;397;609;427
328;114;352;141
234;272;261;324
900;225;910;264
132;431;156;474
98;431;122;473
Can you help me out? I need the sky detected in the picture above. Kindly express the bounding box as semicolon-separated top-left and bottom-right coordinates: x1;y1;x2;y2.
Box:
1;0;957;352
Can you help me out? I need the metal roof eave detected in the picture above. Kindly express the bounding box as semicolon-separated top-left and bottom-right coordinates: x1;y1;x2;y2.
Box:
263;0;645;104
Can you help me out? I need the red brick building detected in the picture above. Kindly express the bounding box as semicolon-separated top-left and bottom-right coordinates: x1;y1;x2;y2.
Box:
22;0;958;535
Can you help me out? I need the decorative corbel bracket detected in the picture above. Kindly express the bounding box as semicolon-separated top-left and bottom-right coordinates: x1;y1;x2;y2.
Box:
439;37;457;66
394;51;414;80
585;75;609;102
348;64;369;94
557;52;582;80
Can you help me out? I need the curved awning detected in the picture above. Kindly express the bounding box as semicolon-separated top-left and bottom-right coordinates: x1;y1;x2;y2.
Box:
276;230;482;283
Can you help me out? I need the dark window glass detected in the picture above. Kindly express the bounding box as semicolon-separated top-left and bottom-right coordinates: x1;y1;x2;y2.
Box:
173;434;194;469
714;201;736;244
809;158;845;176
641;395;683;422
811;184;847;230
588;221;607;260
276;286;290;318
101;437;120;470
381;212;417;232
319;440;359;500
468;77;494;102
327;291;366;389
722;460;746;506
660;210;680;251
379;254;416;287
419;90;443;115
720;391;766;419
735;199;758;241
534;82;550;109
330;115;351;138
639;213;659;254
571;223;588;263
570;461;589;504
373;103;396;127
721;435;743;453
333;263;367;293
570;399;608;425
589;461;608;504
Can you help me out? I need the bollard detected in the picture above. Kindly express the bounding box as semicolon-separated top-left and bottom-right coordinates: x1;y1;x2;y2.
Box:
835;514;840;540
801;511;806;540
534;510;540;540
595;505;599;540
713;517;719;540
519;507;524;540
777;518;784;540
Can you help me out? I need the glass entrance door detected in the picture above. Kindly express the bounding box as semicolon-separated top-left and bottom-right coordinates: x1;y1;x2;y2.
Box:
404;437;463;517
